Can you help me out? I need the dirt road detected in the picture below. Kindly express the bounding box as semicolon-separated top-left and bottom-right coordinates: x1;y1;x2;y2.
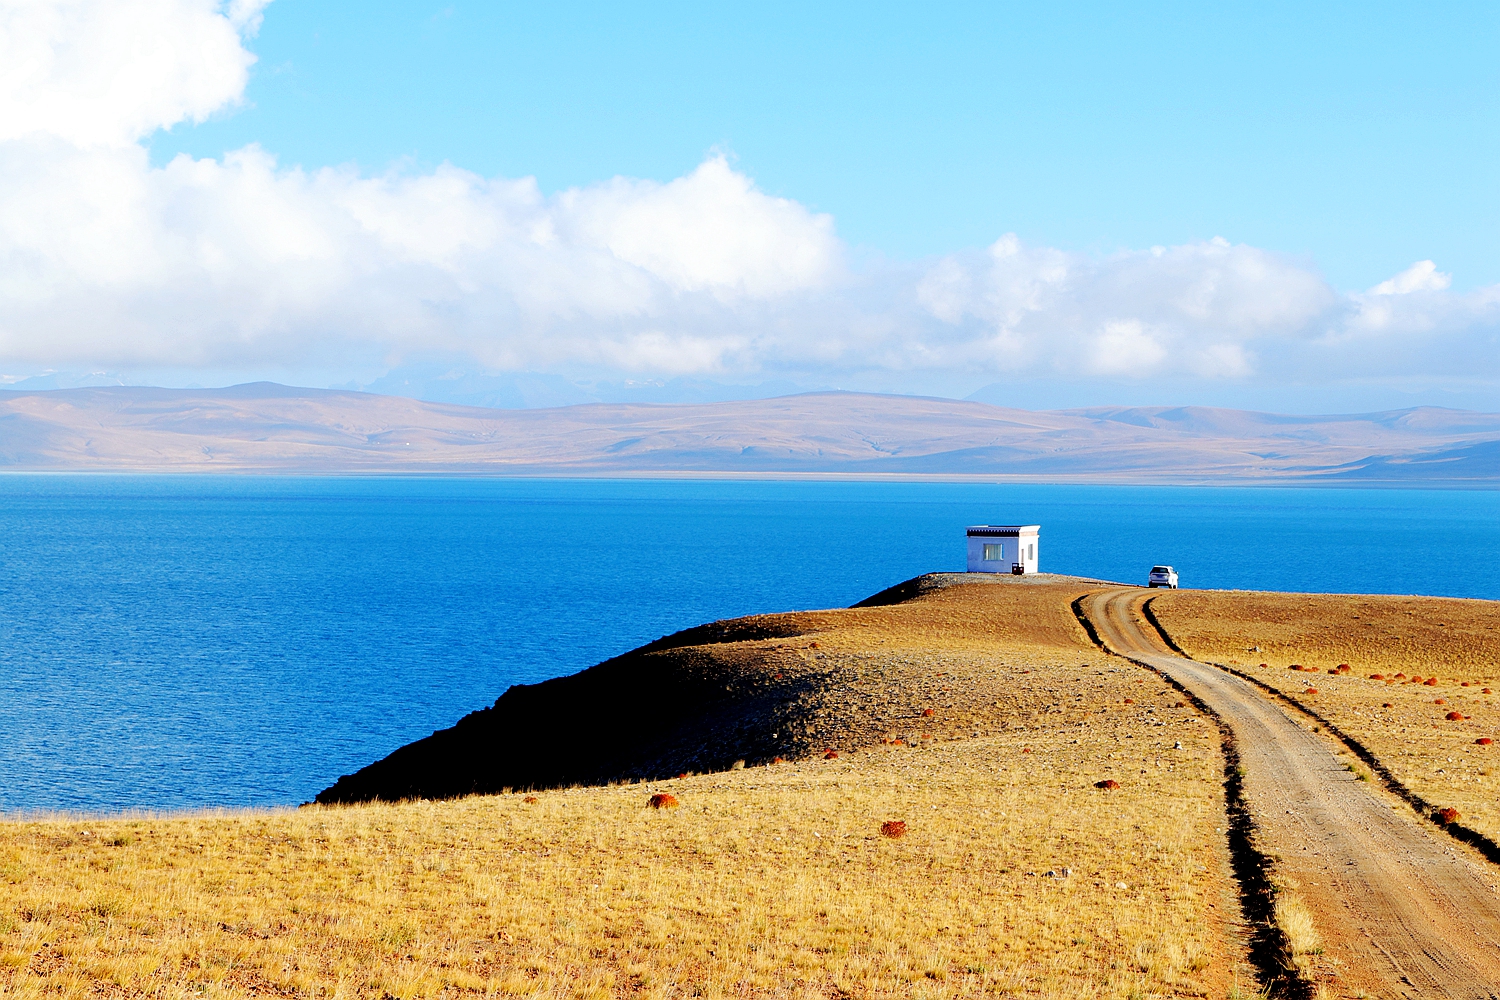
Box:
1082;588;1500;999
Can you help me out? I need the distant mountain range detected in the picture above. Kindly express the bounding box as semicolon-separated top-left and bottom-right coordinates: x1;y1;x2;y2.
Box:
0;383;1497;483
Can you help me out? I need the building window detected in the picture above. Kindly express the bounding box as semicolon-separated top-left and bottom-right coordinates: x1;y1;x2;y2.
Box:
983;543;1003;561
1028;543;1034;560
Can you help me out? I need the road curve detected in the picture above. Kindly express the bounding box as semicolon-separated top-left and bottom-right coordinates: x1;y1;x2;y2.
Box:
1082;588;1500;999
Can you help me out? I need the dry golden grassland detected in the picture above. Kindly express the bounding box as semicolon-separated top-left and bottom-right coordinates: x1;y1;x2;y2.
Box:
0;733;1237;1000
0;578;1254;999
1149;589;1500;841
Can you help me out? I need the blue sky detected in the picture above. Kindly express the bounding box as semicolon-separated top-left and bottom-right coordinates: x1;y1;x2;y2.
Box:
157;1;1498;290
1;1;1497;411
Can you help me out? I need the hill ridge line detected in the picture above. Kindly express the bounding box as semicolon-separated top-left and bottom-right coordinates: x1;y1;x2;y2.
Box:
1;384;1497;481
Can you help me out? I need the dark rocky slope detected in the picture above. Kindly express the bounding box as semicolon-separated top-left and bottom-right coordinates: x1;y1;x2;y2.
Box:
316;617;822;803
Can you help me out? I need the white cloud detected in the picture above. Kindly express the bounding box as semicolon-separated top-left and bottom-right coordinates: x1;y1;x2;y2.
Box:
0;0;1495;401
907;234;1336;380
1337;263;1500;359
0;0;267;148
557;158;840;299
1086;321;1166;377
1370;260;1451;295
0;0;842;373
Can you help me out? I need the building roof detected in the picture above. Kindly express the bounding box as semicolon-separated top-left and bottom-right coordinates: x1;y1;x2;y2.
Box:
965;524;1040;536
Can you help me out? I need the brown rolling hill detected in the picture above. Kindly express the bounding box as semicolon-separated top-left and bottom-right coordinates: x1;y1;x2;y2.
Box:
314;573;1112;804
1;382;1498;482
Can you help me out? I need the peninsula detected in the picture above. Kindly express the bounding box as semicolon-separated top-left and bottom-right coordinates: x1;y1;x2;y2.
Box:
4;574;1500;997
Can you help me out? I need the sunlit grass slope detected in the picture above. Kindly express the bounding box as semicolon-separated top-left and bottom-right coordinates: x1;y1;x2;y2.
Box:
0;739;1238;998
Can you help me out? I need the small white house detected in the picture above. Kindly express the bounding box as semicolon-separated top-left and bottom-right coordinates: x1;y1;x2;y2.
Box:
966;524;1040;574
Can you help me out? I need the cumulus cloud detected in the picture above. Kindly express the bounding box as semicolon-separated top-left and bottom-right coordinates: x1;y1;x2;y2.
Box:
0;1;842;373
910;234;1337;380
0;0;267;148
1338;263;1500;361
0;0;1495;399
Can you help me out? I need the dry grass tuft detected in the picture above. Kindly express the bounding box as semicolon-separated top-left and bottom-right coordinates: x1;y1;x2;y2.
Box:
1273;892;1321;973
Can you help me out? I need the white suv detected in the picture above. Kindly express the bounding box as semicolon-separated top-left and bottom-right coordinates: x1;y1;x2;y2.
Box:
1147;565;1179;589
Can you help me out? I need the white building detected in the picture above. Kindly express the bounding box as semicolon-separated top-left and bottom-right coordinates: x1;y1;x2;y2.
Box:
966;524;1040;574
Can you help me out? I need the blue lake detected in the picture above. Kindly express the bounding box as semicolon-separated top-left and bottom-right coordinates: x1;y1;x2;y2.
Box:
1;475;1497;814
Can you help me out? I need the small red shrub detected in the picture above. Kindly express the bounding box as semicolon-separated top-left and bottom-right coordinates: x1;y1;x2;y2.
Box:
1425;678;1439;686
523;795;539;804
1123;698;1134;705
922;708;935;717
1337;664;1351;672
1383;702;1394;708
1435;806;1460;825
677;772;688;778
879;820;907;839
1485;688;1494;694
1095;779;1120;790
1021;747;1032;753
1446;711;1464;721
1395;673;1406;679
824;749;839;759
648;793;679;810
1462;682;1471;687
1435;698;1446;705
890;739;904;746
772;756;785;764
1476;738;1493;746
1370;674;1384;680
1306;688;1318;695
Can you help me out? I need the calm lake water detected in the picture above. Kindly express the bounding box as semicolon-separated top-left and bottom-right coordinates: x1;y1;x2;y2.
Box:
2;475;1497;814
